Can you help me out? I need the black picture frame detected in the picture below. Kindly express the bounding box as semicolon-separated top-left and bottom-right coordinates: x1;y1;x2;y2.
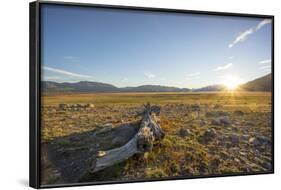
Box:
29;1;274;188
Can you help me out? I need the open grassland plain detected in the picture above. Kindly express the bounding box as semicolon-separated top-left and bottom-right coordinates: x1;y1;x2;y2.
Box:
40;92;272;185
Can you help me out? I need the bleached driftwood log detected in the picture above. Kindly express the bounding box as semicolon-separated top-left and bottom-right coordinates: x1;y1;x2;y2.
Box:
90;103;164;173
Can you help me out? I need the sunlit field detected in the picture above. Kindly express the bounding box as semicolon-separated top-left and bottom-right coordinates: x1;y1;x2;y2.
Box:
41;91;272;184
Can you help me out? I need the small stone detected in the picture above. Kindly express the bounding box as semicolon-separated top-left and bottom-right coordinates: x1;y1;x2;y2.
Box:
239;151;246;156
191;103;201;111
262;162;272;170
206;111;229;117
220;116;231;125
211;116;231;126
206;111;216;117
249;136;270;146
178;128;191;137
241;135;250;141
213;104;222;109
200;128;217;144
234;158;240;163
256;136;271;145
245;167;251;173
234;110;245;116
200;120;207;126
249;137;256;143
88;103;95;108
229;134;240;146
211;118;221;125
58;103;67;110
211;158;220;168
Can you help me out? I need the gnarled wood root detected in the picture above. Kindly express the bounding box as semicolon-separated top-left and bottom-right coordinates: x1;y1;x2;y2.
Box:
90;104;164;173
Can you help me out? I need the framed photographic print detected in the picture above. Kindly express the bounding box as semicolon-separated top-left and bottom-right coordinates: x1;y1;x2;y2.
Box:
29;1;274;188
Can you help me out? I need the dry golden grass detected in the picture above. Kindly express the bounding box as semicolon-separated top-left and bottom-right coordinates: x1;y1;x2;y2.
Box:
41;91;272;184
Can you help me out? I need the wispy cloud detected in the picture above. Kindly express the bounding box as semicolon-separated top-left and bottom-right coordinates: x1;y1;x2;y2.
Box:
256;19;272;31
213;63;233;71
228;19;272;48
259;59;271;64
228;28;253;48
43;66;92;78
258;58;271;73
144;71;155;79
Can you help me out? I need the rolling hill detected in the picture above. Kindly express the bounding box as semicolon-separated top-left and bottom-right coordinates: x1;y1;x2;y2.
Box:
240;73;272;91
42;81;191;93
42;81;118;92
42;73;272;93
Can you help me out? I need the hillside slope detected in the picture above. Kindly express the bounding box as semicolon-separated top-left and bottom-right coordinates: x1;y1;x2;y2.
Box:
240;74;272;91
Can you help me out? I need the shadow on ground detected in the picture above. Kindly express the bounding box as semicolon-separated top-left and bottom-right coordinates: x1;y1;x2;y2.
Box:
41;121;141;184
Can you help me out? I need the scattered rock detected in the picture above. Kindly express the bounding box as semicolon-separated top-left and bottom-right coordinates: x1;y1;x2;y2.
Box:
256;136;271;145
206;111;229;117
225;127;232;131
200;120;207;126
234;110;244;116
178;128;191;137
200;128;217;143
86;103;95;108
220;116;231;125
210;158;220;168
58;103;95;111
211;118;221;125
262;162;272;170
249;137;256;144
191;104;200;111
245;167;252;173
244;121;255;126
170;162;180;173
249;136;271;146
59;104;67;110
228;134;240;146
77;104;84;108
211;116;231;126
213;104;222;109
234;158;240;163
239;151;246;156
234;121;241;125
241;135;250;141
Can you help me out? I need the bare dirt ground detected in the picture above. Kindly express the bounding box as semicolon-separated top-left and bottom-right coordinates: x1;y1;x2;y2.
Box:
40;92;272;185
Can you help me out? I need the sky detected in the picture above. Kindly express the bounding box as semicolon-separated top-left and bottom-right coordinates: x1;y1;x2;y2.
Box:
41;4;272;88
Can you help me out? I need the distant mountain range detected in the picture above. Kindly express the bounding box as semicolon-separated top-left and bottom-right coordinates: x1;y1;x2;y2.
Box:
42;73;272;93
42;81;191;93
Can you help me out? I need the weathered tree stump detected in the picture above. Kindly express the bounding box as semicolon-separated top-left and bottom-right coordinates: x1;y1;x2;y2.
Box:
90;103;165;173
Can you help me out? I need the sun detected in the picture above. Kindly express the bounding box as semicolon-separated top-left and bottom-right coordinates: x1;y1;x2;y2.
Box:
223;75;243;90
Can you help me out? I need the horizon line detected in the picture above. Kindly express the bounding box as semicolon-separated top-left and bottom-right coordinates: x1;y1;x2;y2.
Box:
41;72;271;89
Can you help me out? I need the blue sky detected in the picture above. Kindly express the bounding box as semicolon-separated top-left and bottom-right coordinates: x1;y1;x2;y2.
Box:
41;5;272;88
